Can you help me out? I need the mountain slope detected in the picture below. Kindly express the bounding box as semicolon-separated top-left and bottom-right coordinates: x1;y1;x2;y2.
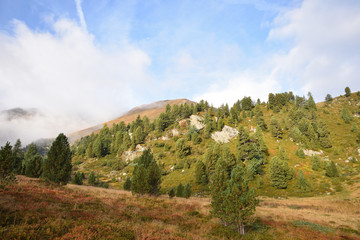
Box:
68;98;195;142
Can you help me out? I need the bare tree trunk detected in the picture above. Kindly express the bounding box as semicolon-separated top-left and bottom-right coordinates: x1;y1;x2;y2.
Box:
240;224;245;235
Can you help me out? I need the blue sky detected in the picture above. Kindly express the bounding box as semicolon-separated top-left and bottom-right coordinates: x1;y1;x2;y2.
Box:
0;0;359;143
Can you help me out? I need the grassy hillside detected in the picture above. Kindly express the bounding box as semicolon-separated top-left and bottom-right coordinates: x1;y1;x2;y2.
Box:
1;176;359;239
71;92;360;200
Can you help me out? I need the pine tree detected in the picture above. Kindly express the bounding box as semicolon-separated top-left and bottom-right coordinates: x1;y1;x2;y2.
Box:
345;86;351;97
195;159;207;185
0;142;15;185
269;117;283;139
72;171;83;185
311;155;322;171
25;154;42;178
123;177;132;190
222;165;259;234
88;171;97;186
12;139;24;174
205;143;221;175
176;183;184;197
184;184;192;198
325;160;339;177
220;144;236;176
269;156;288;189
325;94;333;102
168;188;175;198
297;170;311;192
175;138;191;158
43;133;72;185
131;149;161;195
237;126;257;162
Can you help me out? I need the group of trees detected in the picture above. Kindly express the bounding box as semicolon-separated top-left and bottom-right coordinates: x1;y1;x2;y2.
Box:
0;133;72;186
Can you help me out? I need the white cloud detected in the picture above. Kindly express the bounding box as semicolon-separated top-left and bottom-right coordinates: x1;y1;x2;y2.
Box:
268;0;360;100
74;0;87;31
197;0;360;105
0;18;151;145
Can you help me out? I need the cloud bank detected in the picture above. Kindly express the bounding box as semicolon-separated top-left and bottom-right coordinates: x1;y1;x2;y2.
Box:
0;18;151;145
196;0;360;105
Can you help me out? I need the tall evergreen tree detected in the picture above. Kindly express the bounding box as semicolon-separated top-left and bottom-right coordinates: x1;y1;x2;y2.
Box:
43;133;72;185
205;143;221;175
12;139;24;174
0;142;15;185
222;165;259;234
176;183;184;197
123;176;132;191
195;159;207;185
269;116;283;139
269;156;291;189
25;154;42;178
236;126;257;162
184;184;192;198
325;160;339;177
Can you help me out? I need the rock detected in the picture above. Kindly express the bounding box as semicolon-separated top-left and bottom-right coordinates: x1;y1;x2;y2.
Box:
161;136;170;141
190;115;205;130
124;144;146;162
250;126;256;132
179;119;187;128
211;125;239;144
171;129;180;136
303;149;323;157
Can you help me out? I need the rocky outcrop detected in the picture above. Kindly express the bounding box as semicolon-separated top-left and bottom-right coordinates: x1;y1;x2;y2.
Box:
124;145;146;162
211;125;239;144
190;115;205;130
303;149;323;157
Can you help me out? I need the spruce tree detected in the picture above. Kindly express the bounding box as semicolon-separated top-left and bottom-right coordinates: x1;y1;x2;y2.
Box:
269;117;283;139
195;159;207;185
175;138;191;158
311;155;322;171
176;183;184;197
236;126;257;162
0;142;15;185
168;188;175;198
297;170;311;192
25;154;42;178
43;133;72;185
12;139;24;174
269;156;288;189
88;171;97;186
123;176;132;190
222;165;258;234
325;160;339;177
184;184;192;198
345;86;351;97
72;171;83;185
205;143;221;175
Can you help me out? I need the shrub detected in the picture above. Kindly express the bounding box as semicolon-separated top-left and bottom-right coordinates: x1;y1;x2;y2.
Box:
72;172;83;185
168;188;175;198
123;177;132;190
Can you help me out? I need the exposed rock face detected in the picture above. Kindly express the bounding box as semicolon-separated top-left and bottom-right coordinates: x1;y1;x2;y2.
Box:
124;145;146;162
190;115;205;130
171;129;180;136
179;119;187;128
303;149;323;157
211;125;239;144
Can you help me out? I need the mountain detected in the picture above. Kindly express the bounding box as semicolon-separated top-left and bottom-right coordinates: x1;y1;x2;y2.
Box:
68;98;195;142
0;108;38;121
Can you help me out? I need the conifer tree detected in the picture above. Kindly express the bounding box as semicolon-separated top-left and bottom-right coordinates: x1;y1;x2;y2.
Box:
43;133;72;185
297;170;311;192
236;126;257;162
311;155;322;171
269;156;289;189
123;176;132;190
345;86;351;97
0;142;15;185
25;154;42;178
168;188;175;198
184;184;192;198
175;138;191;158
131;149;161;195
88;171;97;186
205;143;221;175
325;94;333;102
222;165;258;234
72;171;83;185
325;160;339;177
204;121;212;139
176;183;184;197
12;139;24;174
220;144;236;176
270;117;283;139
195;159;207;185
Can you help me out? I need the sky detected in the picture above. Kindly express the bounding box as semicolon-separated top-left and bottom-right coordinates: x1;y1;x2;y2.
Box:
0;0;360;145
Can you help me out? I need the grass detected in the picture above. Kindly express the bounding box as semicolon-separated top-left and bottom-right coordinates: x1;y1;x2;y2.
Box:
1;176;360;239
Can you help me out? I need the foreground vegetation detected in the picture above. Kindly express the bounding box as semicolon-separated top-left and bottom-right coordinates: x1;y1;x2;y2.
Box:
0;176;359;239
